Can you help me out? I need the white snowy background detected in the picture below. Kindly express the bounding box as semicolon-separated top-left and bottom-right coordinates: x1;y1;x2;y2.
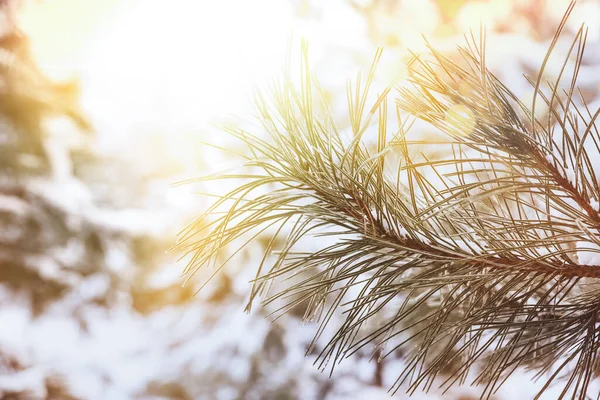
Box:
1;0;600;399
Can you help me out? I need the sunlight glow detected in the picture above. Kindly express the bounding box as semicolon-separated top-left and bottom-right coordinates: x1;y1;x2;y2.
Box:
19;0;121;80
454;0;512;32
444;104;476;137
20;0;294;176
81;0;293;128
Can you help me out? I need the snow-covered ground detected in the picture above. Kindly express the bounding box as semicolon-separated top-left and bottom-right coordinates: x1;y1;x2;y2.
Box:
2;0;600;399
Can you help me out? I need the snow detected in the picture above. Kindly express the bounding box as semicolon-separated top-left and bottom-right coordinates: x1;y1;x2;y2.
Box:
0;367;47;398
3;0;600;399
577;241;600;266
0;193;28;215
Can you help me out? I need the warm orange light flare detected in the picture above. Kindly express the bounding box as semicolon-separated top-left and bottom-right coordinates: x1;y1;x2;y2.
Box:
19;0;294;175
444;103;476;137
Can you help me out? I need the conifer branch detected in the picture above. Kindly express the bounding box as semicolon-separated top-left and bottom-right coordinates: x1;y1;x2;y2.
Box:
179;2;600;398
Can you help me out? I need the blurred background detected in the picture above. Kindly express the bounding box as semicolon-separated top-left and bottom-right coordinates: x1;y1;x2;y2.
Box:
1;0;600;399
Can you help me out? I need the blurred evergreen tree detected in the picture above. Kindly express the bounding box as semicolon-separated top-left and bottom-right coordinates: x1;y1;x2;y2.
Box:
0;1;90;176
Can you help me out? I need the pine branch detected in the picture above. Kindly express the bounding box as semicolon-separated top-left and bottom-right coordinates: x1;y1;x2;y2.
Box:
179;2;600;398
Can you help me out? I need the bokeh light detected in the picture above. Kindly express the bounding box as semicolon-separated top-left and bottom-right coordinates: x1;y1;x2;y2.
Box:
4;1;600;399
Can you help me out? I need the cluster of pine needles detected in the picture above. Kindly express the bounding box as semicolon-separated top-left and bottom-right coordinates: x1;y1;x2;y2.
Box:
177;3;600;399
